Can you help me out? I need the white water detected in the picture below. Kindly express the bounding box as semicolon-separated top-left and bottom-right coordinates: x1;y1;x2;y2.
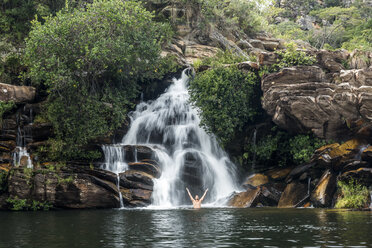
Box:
13;122;33;169
103;70;238;207
13;146;33;168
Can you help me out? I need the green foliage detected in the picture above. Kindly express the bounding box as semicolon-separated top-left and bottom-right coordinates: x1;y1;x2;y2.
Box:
244;127;327;167
7;197;52;211
335;179;369;209
167;0;268;35
23;0;173;160
275;42;316;68
0;101;15;124
289;135;327;164
268;1;372;50
189;65;261;145
198;50;246;68
6;197;29;211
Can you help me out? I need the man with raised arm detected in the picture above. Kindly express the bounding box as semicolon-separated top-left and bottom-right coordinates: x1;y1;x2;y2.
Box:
186;187;209;209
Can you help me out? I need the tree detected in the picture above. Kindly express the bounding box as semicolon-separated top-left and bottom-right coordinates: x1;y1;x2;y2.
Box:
23;0;173;160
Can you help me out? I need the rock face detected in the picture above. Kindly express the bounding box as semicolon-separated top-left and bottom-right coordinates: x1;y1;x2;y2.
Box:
261;55;372;141
4;166;120;209
278;181;309;208
310;170;337;207
0;83;36;103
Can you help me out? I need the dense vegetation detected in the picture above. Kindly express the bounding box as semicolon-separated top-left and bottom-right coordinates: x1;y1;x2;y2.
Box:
0;0;370;167
23;0;173;160
335;179;370;209
268;0;372;50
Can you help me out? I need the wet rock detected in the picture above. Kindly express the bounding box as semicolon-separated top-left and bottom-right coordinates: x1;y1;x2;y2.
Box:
128;162;161;178
340;168;372;186
24;123;54;142
119;170;154;191
243;173;269;187
0;140;16;152
123;145;155;162
121;188;152;206
361;146;372;163
7;167;120;209
310;170;337;207
286;163;315;183
0;83;36;103
278;181;309;208
228;184;281;208
266;167;293;181
8;169;33;199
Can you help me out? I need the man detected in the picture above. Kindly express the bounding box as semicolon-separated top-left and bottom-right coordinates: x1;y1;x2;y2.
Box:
186;187;208;209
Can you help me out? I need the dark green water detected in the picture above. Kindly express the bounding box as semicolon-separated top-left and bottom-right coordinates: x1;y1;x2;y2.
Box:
0;208;371;248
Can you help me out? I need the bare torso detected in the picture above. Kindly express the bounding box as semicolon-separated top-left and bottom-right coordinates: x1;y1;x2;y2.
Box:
192;200;202;209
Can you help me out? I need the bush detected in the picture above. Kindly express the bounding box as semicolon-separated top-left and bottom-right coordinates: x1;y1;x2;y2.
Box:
7;197;52;211
189;65;261;145
0;101;15;124
275;42;316;68
244;127;327;167
335;179;370;209
23;0;173;160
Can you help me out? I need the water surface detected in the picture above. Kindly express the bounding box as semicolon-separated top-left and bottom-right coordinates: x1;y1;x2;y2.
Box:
0;208;371;248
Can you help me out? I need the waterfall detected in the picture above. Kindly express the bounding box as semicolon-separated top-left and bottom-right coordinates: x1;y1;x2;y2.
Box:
13;118;33;169
103;69;238;207
251;128;257;170
101;145;127;208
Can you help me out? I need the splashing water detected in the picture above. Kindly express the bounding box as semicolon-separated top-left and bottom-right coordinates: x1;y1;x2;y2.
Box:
103;69;238;207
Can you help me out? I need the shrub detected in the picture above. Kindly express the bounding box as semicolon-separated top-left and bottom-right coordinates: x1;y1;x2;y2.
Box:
189;65;261;145
335;179;370;209
7;197;52;211
275;42;316;68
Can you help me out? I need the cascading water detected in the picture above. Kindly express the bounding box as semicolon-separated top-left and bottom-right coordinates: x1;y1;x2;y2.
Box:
103;69;238;208
13;118;33;169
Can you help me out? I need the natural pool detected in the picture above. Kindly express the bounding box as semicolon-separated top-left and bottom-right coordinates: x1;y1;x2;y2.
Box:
0;208;371;248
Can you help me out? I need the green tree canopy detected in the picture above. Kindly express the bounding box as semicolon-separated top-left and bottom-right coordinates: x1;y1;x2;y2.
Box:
23;0;173;160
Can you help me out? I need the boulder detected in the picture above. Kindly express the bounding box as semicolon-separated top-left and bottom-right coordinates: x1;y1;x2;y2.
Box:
361;146;372;163
128;161;161;178
261;65;372;140
340;167;372;186
310;170;337;207
123;145;155;162
0;83;36;104
229;184;281;208
119;170;154;191
184;44;220;64
278;181;309;208
243;173;269;187
248;39;265;50
121;188;152;206
266;167;293;181
316;50;348;72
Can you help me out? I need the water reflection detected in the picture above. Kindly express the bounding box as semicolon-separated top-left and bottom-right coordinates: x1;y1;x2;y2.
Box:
0;208;371;248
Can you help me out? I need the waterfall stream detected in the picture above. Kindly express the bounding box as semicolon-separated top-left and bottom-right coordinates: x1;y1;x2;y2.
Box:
102;70;238;208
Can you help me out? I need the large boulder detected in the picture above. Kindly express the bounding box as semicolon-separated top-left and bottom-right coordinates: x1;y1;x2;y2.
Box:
262;65;372;140
228;184;281;208
243;173;269;187
310;170;337;207
278;181;309;208
0;83;36;104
